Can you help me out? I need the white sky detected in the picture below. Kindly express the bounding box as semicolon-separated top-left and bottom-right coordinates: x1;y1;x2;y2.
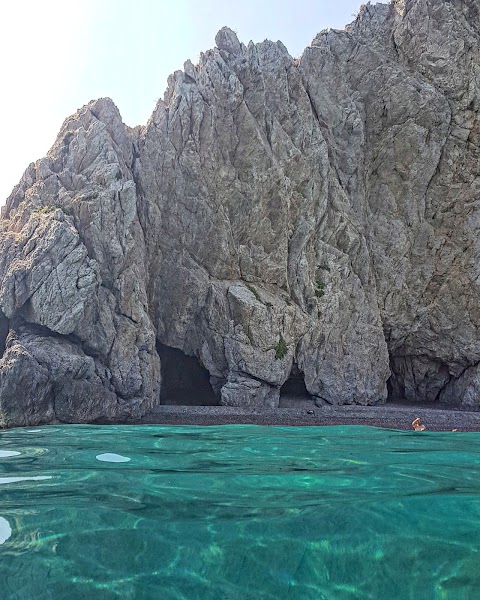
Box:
0;0;372;203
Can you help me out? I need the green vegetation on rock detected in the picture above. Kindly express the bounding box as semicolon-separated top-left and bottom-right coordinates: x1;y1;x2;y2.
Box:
275;336;287;360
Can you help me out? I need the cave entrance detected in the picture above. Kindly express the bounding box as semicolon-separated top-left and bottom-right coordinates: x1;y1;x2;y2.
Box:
279;364;312;407
157;342;220;406
0;310;8;358
386;356;452;407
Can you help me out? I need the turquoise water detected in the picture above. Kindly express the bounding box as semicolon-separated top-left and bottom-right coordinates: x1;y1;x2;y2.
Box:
0;425;479;599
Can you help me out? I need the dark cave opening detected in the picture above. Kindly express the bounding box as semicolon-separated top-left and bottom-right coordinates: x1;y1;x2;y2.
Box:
386;355;455;407
279;364;312;406
0;310;9;358
386;367;430;407
157;342;220;406
386;375;401;403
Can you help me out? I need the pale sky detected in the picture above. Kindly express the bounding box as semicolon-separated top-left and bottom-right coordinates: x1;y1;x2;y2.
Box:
0;0;373;203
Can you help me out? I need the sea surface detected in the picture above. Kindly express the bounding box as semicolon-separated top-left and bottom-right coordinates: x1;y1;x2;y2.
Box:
0;424;479;599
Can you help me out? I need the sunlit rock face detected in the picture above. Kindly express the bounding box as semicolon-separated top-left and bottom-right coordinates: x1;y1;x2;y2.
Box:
1;0;480;425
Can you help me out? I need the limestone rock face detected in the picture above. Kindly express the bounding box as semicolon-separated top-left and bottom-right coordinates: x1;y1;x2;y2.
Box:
1;0;480;425
0;99;160;425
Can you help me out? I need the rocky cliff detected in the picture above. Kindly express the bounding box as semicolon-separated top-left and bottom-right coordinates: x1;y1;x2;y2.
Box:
1;0;479;426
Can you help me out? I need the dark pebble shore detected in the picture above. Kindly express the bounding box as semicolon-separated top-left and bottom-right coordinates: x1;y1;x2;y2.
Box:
138;404;480;432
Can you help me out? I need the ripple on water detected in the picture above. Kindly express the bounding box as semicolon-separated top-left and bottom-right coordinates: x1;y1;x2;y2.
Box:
0;518;11;545
95;453;131;463
0;476;53;485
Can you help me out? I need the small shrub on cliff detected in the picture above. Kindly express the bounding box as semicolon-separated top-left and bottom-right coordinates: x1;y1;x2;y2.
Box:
34;205;54;215
245;283;261;303
275;336;288;360
314;281;325;298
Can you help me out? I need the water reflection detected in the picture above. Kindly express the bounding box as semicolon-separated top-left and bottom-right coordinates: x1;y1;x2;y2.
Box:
0;517;11;544
0;476;52;485
96;453;131;463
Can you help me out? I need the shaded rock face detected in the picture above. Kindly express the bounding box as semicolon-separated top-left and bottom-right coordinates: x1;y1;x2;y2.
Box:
1;0;480;425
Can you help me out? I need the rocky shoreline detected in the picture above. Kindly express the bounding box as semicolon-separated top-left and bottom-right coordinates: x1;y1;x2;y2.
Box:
137;404;480;432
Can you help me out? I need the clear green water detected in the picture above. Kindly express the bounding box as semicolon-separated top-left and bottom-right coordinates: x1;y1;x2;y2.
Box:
0;425;480;600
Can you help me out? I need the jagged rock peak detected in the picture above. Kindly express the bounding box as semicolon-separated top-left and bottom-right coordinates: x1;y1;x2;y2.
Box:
215;27;244;55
